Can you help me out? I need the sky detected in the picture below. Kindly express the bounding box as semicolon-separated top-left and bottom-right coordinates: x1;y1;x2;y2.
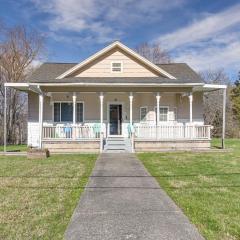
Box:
0;0;239;78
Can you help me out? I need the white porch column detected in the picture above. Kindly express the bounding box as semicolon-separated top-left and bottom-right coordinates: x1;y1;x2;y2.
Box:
156;92;161;126
129;92;133;126
188;92;193;123
72;92;77;124
99;92;104;152
39;94;44;149
222;88;227;149
99;92;104;129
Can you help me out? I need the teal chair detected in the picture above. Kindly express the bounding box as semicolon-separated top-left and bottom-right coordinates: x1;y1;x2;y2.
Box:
128;124;134;138
93;123;101;138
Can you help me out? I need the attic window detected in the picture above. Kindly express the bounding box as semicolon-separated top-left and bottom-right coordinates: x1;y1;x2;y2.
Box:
111;62;122;72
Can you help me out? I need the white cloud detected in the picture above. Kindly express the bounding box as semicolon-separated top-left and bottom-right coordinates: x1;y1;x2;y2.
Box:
156;4;240;50
174;41;240;72
154;4;240;72
31;0;185;44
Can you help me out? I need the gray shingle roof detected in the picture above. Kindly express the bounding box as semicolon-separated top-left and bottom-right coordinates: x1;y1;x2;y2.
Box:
26;62;204;84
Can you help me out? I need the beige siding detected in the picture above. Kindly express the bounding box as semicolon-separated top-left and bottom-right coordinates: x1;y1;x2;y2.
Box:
28;92;53;122
28;92;204;123
177;92;203;121
73;48;160;77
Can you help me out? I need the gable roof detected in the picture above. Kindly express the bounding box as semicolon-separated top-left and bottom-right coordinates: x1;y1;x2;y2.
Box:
56;41;176;79
157;63;204;83
26;62;204;84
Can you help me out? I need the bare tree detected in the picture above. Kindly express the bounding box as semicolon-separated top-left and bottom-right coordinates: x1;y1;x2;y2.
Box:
135;42;172;64
200;69;237;137
0;24;44;145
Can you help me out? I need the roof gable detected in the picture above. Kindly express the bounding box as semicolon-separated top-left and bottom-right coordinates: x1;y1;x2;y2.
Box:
57;41;176;79
72;47;163;78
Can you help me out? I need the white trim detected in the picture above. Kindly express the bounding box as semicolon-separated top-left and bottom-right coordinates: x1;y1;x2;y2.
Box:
4;80;227;91
56;41;176;79
188;93;193;123
129;92;133;126
39;94;44;148
140;106;148;122
107;101;124;137
111;61;123;73
203;84;227;89
4;83;29;87
4;82;204;88
26;82;204;87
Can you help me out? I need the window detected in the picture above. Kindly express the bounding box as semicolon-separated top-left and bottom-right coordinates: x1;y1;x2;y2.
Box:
76;102;84;122
155;107;169;122
61;102;73;122
54;103;61;122
111;62;122;72
53;102;84;122
140;107;147;122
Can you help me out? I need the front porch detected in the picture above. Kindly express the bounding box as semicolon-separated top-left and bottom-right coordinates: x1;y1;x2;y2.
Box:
26;90;213;152
4;82;227;153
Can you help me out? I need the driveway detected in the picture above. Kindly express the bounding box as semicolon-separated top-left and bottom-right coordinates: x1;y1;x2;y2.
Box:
65;153;204;240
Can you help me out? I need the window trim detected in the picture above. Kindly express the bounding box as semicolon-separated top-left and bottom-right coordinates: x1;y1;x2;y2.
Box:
154;106;169;122
52;101;85;123
140;106;148;122
111;61;123;73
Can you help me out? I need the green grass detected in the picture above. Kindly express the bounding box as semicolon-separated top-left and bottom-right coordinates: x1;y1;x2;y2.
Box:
0;144;28;152
0;154;97;240
138;139;240;240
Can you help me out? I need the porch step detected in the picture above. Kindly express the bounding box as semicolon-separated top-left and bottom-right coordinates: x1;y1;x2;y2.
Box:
104;137;133;153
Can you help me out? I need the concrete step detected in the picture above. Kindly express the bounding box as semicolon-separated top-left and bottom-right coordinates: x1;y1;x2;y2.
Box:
106;141;125;145
104;137;133;153
104;146;125;149
103;149;130;153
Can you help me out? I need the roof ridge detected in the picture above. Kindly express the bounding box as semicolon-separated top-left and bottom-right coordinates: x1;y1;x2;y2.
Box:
156;63;186;65
43;62;78;64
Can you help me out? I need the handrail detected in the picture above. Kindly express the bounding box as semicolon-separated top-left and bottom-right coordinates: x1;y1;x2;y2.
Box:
43;125;100;140
134;125;212;140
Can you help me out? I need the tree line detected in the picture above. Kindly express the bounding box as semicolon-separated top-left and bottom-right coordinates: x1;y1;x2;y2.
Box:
0;25;239;145
0;22;44;145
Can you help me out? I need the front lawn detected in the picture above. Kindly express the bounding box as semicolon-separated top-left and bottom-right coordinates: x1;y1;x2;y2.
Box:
0;154;97;239
138;139;240;240
0;144;27;152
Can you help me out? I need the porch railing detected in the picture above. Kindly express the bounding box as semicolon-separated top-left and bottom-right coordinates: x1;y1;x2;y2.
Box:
43;125;100;140
134;125;212;140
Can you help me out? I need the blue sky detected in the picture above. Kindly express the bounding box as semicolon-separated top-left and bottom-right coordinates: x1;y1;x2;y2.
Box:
1;0;239;78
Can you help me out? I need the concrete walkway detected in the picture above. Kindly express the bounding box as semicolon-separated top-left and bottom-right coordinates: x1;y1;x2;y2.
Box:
65;153;204;240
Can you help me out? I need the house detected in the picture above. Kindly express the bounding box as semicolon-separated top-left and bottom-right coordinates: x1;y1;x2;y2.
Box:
4;41;227;152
